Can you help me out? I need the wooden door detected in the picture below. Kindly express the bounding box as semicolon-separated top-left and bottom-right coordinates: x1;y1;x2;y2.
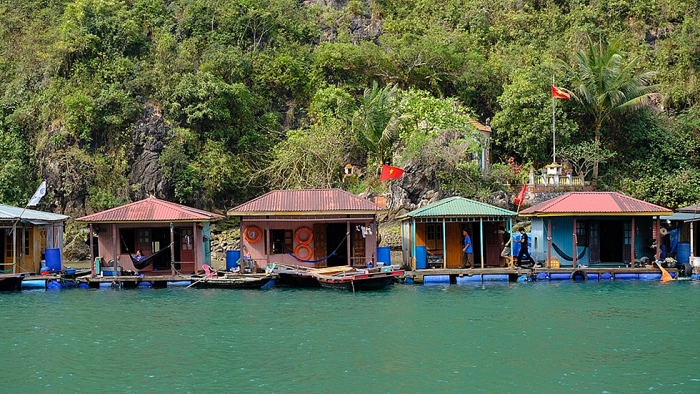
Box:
351;223;366;267
313;223;327;267
180;228;194;262
588;221;600;263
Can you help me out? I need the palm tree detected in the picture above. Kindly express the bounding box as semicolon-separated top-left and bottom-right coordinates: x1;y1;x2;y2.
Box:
352;81;400;168
567;36;659;183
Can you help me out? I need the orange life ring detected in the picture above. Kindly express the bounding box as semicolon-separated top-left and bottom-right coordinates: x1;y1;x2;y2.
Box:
294;226;313;244
294;244;313;260
243;226;262;244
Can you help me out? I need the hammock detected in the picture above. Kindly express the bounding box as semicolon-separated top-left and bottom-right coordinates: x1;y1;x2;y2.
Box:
552;243;587;261
130;245;172;269
0;262;17;274
120;235;173;269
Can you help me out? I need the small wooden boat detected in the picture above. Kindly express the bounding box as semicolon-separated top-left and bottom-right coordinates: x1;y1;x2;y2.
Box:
189;273;275;289
0;274;24;291
273;265;320;288
311;266;404;291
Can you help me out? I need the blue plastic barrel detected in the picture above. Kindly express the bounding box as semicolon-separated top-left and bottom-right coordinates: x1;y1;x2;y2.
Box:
587;273;599;281
423;274;449;285
639;273;662;281
377;246;391;267
45;248;62;273
226;250;241;271
47;280;61;291
22;279;46;289
483;274;509;282
677;242;690;264
456;275;482;285
415;246;427;269
549;272;571;280
535;272;548;281
615;273;639;280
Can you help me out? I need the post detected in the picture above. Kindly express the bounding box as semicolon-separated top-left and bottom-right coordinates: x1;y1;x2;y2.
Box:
630;217;636;268
572;217;577;268
170;222;175;275
479;218;484;269
89;224;95;276
547;218;552;268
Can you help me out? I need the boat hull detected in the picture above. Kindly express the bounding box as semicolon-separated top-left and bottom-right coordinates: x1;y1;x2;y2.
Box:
0;274;24;291
315;270;404;291
191;275;274;289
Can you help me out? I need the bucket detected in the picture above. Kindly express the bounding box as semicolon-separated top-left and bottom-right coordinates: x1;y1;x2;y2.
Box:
415;246;427;270
45;248;62;273
677;242;690;264
226;250;241;271
377;246;391;267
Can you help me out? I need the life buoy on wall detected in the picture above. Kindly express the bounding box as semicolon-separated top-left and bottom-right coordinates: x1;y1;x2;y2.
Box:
294;226;313;244
243;226;263;244
294;244;313;260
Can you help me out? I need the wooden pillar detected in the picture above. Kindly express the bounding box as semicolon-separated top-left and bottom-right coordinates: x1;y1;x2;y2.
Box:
112;223;118;268
441;219;447;269
170;222;175;275
547;218;552;268
572;217;577;268
346;221;351;266
89;223;95;276
630;217;636;268
479;218;484;269
655;217;661;261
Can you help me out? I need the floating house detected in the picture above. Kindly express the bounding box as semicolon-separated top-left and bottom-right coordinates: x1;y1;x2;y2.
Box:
519;192;672;267
0;204;69;273
398;197;517;269
668;204;700;267
77;197;224;275
227;189;382;269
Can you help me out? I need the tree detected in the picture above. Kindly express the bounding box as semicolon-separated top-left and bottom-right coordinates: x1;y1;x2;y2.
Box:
566;36;659;183
352;81;400;167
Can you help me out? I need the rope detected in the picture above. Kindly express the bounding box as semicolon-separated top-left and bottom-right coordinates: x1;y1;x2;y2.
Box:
0;262;17;274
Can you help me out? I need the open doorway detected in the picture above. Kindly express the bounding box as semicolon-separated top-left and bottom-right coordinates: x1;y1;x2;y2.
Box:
325;223;348;267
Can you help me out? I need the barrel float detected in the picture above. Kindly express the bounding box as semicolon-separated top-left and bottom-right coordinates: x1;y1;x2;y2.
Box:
614;273;638;280
47;280;62;291
639;273;662;281
78;282;89;289
167;280;191;287
535;272;548;281
549;272;571;280
99;282;112;289
482;274;508;282
137;281;153;288
586;273;599;281
423;275;450;285
456;275;482;285
600;272;613;280
22;279;46;289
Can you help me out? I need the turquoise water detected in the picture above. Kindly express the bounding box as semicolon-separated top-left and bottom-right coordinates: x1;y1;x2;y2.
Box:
2;281;700;393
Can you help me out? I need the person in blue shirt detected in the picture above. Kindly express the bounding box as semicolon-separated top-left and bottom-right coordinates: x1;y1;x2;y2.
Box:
460;229;473;269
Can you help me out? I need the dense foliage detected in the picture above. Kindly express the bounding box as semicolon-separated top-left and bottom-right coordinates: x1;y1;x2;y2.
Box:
2;0;700;213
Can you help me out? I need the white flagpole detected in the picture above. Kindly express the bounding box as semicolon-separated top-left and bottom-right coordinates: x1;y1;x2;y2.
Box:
552;76;556;163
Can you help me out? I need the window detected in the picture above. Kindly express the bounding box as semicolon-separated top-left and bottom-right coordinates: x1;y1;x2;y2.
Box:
138;230;150;251
623;222;631;245
181;229;193;250
426;225;443;241
576;221;587;246
270;229;293;254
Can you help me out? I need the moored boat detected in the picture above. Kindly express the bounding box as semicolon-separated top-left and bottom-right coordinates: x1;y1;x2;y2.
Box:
189;273;275;289
0;274;24;291
273;265;321;287
311;266;404;291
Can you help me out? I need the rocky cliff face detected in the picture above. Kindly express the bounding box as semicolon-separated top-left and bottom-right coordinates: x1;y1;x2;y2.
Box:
128;102;174;201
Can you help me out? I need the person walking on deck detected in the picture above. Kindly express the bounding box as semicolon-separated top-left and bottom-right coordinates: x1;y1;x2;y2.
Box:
460;229;473;269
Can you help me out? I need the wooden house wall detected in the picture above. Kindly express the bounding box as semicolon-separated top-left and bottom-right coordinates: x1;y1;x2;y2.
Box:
93;222;204;274
2;223;64;273
241;217;377;268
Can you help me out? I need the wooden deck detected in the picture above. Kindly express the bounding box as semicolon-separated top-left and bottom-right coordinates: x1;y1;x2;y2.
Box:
405;267;680;284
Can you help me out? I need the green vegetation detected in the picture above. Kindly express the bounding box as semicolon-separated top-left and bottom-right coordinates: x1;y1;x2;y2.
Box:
2;0;700;212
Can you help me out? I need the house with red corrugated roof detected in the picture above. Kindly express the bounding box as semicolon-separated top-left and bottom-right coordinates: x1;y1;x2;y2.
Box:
227;189;382;270
519;192;672;268
77;197;224;275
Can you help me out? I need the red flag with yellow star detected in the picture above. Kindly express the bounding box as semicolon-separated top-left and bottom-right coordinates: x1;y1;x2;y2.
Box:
551;85;571;100
380;165;404;181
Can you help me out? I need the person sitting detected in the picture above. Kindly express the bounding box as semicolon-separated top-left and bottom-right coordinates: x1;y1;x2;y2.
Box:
133;249;146;263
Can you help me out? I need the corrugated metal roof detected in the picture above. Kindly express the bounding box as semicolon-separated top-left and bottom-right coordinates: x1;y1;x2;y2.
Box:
469;119;491;132
519;192;672;217
661;212;700;221
0;204;69;223
227;189;382;216
76;197;224;223
679;203;700;213
398;197;516;219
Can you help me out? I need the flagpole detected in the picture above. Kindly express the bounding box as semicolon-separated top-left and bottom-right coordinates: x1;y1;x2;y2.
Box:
552;76;556;164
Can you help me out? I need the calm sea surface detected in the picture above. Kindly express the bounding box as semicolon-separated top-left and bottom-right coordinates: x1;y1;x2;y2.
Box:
2;280;700;393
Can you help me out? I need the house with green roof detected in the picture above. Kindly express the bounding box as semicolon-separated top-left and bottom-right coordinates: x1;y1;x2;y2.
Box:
398;197;517;269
